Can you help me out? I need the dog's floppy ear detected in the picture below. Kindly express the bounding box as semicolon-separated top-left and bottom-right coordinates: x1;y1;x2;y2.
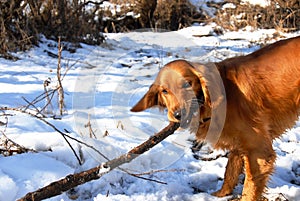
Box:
190;62;227;144
130;84;162;112
190;62;225;108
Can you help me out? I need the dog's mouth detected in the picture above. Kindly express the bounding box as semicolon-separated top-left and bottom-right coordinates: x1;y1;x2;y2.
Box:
178;98;205;128
180;110;199;128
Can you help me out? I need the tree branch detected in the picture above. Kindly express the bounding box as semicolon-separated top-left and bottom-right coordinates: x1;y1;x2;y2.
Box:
17;121;180;201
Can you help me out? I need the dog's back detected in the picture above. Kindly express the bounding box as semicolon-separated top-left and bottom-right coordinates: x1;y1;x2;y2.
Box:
217;36;300;139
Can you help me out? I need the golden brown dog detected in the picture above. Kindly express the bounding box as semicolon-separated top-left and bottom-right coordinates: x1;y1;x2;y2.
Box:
131;36;300;200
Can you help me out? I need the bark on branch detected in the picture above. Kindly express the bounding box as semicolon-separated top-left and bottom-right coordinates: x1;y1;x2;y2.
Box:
17;121;180;201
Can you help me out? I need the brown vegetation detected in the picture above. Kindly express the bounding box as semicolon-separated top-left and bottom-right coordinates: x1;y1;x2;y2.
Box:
214;0;300;32
0;0;106;59
1;0;300;59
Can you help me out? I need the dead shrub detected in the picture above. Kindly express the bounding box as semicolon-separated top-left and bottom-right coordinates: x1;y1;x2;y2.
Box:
108;0;206;31
0;0;106;59
0;1;38;60
3;0;299;59
154;0;204;30
214;0;300;32
135;0;157;28
0;0;206;58
26;0;106;45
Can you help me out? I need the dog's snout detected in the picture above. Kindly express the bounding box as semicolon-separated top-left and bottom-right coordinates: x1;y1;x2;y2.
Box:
174;109;186;120
174;110;181;120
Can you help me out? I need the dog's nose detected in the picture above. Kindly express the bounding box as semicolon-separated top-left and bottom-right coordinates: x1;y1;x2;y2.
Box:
174;110;181;120
174;109;186;120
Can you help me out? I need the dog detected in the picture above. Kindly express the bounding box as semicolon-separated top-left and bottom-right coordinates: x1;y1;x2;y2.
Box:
131;36;300;200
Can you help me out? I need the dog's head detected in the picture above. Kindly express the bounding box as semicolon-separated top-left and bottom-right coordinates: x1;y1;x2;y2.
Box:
131;60;214;131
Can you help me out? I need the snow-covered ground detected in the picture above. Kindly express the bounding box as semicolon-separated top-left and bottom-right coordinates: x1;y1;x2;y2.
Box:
0;24;300;201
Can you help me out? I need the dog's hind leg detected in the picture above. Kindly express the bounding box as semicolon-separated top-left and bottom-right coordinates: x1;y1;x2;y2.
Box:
212;149;243;197
241;140;276;201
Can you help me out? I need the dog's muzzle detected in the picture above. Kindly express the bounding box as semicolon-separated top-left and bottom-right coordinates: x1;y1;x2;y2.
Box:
174;98;203;128
174;108;186;121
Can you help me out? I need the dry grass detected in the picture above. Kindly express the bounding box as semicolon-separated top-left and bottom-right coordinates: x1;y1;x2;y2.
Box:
0;0;105;59
1;0;300;59
214;0;300;32
154;0;202;30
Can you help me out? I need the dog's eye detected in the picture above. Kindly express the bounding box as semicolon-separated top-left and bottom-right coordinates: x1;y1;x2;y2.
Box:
162;89;168;94
182;81;192;88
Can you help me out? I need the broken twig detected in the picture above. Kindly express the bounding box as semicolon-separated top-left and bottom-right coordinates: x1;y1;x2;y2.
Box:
17;121;180;201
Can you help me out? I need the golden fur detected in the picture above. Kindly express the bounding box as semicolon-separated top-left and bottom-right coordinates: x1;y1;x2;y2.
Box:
131;36;300;200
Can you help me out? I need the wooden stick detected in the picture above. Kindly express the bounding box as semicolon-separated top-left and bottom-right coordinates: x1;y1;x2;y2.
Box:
17;122;180;201
57;36;65;116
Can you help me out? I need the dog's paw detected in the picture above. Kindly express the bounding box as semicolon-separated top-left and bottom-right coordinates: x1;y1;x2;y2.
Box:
212;189;232;197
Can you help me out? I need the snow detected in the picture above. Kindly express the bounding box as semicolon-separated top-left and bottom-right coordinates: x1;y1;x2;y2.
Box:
190;0;271;8
241;0;271;7
0;170;18;201
0;24;300;201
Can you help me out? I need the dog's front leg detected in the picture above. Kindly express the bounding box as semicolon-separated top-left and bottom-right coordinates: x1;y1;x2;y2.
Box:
212;149;243;197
